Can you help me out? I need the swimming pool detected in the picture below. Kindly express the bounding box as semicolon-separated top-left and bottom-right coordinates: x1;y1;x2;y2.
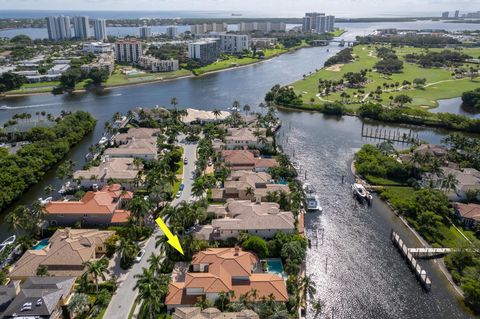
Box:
32;239;49;250
266;259;286;278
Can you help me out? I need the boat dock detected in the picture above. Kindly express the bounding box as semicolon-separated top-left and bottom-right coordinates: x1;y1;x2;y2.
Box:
307;228;324;248
391;230;432;291
361;123;419;144
408;247;453;258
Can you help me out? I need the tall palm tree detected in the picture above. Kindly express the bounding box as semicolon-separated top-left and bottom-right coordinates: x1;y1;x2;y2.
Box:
134;268;161;319
83;257;109;294
243;104;251;115
147;253;163;276
441;173;459;194
171;97;178;109
117;238;139;269
5;206;29;236
213;108;221;121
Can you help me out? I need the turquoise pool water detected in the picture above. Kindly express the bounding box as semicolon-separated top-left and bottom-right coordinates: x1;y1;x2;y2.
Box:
32;239;49;250
267;259;285;277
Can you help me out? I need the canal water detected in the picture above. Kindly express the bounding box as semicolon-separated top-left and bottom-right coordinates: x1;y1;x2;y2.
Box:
1;21;479;318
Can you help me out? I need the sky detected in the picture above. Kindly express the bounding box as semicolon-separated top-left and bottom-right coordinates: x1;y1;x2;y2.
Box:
0;0;478;18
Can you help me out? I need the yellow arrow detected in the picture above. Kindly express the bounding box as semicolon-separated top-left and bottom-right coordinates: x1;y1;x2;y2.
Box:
155;217;184;255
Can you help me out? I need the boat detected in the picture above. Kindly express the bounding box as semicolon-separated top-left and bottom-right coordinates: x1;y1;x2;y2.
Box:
59;181;71;194
38;197;53;205
98;137;108;145
303;183;323;212
231;13;243;16
351;183;373;205
0;235;16;253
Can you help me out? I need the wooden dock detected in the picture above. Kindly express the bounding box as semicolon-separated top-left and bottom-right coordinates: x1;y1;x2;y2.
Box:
361;123;419;144
391;230;432;291
407;247;453;258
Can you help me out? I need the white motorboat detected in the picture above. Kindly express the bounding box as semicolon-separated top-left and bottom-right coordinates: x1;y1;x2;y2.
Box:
352;183;373;204
303;183;323;212
38;197;53;205
0;235;16;253
99;137;108;145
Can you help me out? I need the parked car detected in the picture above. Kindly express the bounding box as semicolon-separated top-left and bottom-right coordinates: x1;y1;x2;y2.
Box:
135;249;145;263
176;191;182;198
179;184;185;191
184;158;188;164
208;159;213;166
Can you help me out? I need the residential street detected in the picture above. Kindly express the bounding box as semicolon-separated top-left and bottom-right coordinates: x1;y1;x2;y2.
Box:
103;138;198;319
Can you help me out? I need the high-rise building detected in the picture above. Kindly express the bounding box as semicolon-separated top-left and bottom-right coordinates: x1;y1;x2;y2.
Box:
139;25;152;39
326;15;336;32
301;12;335;34
442;11;450;18
166;26;178;38
93;19;107;41
190;23;228;34
115;40;143;63
188;39;221;63
46;16;72;41
454;10;460;18
72;16;90;40
220;34;250;54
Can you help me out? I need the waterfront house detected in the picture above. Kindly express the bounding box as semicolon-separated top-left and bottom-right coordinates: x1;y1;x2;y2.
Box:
104;128;160;160
194;199;295;241
181;108;230;125
225;127;271;150
453;202;480;229
8;229;115;281
73;157;141;189
423;167;480;201
43;184;132;227
165;247;288;310
211;171;289;202
1;277;75;319
221;150;278;172
173;307;259;319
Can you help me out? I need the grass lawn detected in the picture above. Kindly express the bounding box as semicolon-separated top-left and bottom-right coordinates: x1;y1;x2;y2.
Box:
127;300;138;319
291;44;480;111
331;29;347;37
8;81;60;94
381;186;479;248
176;146;184;175
364;175;407;186
105;69;192;86
173;180;182;195
193;55;259;75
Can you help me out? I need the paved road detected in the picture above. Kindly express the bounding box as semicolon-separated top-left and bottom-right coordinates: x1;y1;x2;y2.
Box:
103;139;198;319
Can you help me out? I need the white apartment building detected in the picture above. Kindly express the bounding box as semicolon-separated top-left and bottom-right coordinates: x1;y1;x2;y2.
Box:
83;42;113;54
302;12;335;33
239;22;286;33
188;39;220;63
166;26;178;38
190;23;228;34
115;40;143;63
93;19;107;41
72;16;90;39
81;54;115;74
220;34;249;54
139;25;152;39
137;56;179;72
46;16;71;41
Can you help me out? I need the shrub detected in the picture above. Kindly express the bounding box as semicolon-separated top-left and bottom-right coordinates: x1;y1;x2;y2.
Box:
242;236;269;258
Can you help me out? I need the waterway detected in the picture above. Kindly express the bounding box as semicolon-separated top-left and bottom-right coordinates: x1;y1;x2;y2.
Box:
0;21;479;318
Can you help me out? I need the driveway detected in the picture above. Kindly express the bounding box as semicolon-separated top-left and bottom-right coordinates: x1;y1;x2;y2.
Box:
103;138;198;319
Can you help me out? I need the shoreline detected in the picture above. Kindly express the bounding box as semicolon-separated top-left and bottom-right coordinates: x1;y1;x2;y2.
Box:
1;44;312;99
350;160;466;301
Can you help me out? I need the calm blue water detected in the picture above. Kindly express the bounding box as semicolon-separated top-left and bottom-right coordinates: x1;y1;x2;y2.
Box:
267;258;286;277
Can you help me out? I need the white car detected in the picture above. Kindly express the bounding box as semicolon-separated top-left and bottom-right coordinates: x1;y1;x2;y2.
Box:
176;191;182;198
135;249;145;263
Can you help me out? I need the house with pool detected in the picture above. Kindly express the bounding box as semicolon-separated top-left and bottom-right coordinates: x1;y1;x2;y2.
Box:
165;247;288;310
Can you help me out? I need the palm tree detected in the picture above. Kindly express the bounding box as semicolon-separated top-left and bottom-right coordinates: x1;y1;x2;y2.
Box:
134;268;161;319
245;186;255;200
133;158;143;170
171;97;178;109
441;173;459;194
243;104;251;115
127;196;151;226
192;179;206;198
147;253;163;276
213;108;221;121
117;238;139;269
67;293;90;317
36;265;49;277
5;206;28;236
83;257;109;293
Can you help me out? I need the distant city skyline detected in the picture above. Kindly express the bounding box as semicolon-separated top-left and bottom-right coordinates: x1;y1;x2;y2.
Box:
0;0;477;18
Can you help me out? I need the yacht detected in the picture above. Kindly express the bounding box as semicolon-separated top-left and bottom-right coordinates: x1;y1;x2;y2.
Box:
98;136;108;145
0;235;16;253
303;183;323;212
352;183;373;205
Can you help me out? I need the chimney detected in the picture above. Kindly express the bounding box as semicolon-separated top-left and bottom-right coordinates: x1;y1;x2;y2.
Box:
65;227;72;239
234;245;240;256
255;195;261;205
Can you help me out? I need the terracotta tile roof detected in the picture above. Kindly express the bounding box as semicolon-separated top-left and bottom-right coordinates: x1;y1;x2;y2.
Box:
453;202;480;221
114;128;161;143
44;184;132;216
166;248;288;306
221;151;278;170
9;229;115;279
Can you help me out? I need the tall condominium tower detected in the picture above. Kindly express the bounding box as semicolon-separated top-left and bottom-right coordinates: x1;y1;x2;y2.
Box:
46;16;72;41
72;16;90;39
93;18;107;41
